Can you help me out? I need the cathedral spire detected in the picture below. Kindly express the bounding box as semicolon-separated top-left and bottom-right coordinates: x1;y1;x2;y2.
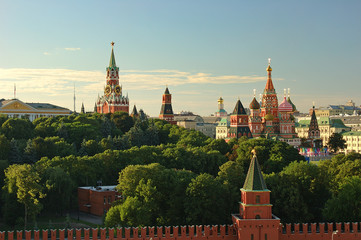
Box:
109;42;117;69
265;58;274;91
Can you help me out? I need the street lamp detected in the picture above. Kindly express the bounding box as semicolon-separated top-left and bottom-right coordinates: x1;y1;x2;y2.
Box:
332;230;338;240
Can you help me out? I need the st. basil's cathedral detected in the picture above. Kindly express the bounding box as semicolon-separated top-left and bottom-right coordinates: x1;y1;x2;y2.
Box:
227;59;300;145
96;42;129;114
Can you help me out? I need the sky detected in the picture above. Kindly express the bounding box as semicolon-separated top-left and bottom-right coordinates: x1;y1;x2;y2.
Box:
0;0;360;117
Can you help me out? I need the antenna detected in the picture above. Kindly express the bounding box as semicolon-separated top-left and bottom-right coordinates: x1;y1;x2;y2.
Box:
73;83;76;113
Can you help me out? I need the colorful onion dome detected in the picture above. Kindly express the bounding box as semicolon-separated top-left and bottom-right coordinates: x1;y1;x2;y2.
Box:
287;97;297;112
264;113;274;121
249;97;260;109
279;97;293;112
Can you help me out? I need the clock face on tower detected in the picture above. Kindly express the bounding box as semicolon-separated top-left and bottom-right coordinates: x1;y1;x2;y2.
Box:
115;85;121;95
105;85;111;95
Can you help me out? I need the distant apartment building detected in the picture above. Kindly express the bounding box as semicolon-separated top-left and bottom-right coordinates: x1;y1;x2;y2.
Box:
174;113;220;138
341;131;361;154
310;100;361;117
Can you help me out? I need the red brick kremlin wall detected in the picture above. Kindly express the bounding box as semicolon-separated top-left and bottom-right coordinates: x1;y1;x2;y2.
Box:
1;223;361;240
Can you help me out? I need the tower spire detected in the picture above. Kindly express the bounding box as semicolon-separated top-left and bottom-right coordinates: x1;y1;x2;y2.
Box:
265;58;274;90
109;42;117;69
243;150;267;190
81;102;85;114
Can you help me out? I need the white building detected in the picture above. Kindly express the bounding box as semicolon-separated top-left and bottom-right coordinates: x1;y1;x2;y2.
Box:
0;99;71;121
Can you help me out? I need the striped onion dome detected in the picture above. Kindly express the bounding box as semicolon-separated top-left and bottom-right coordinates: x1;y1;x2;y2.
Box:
279;97;293;112
249;97;260;109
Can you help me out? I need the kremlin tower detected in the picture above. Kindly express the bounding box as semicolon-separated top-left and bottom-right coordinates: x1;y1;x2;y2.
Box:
159;86;176;125
228;99;252;138
96;42;129;114
232;150;280;240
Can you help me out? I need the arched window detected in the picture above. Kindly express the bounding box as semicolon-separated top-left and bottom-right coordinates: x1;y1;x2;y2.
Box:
255;215;261;219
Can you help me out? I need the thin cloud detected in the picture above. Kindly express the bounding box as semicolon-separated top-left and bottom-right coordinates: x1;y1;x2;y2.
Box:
64;48;81;51
43;52;51;55
0;68;277;97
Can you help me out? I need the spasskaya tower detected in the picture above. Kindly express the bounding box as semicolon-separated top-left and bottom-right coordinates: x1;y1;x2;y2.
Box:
96;42;129;114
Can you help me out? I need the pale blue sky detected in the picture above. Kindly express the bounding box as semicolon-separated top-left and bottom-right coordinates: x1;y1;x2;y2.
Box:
0;0;360;116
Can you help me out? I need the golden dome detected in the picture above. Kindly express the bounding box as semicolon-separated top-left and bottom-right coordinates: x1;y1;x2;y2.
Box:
266;65;272;71
264;113;274;121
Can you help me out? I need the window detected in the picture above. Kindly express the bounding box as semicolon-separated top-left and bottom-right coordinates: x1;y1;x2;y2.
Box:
265;234;268;240
256;195;260;203
251;234;254;240
104;197;106;205
255;215;261;219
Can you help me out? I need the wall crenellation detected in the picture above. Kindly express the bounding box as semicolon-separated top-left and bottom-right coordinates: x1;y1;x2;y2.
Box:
280;222;361;240
2;222;361;240
0;225;236;240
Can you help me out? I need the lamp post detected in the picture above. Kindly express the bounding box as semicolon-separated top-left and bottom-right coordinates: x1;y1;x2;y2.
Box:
332;230;338;240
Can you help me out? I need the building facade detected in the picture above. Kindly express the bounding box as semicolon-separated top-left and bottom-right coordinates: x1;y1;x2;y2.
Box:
96;42;129;114
216;117;230;139
78;185;120;216
296;117;350;147
0;99;71;121
341;131;361;154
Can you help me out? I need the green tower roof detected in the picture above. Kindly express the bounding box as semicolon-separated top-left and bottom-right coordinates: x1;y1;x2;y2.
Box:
242;153;268;191
108;42;117;69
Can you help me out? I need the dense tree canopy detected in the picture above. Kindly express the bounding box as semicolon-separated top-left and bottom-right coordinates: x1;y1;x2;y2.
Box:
0;113;360;228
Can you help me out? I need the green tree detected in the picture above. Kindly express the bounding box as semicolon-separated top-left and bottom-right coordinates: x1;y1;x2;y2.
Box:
42;167;74;215
110;112;134;133
105;204;122;227
328;133;346;153
184;173;227;224
266;161;330;222
216;161;245;214
0;134;10;160
235;138;304;174
3;164;45;229
2;118;34;140
323;176;361;222
8;138;22;163
79;139;102;156
0;114;8;126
